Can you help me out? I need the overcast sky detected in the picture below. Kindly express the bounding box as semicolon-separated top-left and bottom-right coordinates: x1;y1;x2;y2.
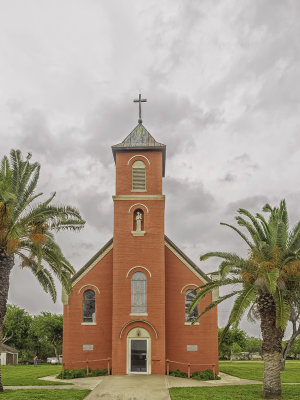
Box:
1;0;300;337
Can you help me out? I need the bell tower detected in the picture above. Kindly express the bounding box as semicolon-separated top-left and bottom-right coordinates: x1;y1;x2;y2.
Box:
111;95;166;374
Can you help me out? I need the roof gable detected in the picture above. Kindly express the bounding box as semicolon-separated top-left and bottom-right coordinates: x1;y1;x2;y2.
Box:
70;236;210;286
71;238;113;286
165;235;210;283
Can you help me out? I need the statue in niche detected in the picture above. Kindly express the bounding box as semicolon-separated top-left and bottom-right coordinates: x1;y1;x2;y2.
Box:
135;211;143;232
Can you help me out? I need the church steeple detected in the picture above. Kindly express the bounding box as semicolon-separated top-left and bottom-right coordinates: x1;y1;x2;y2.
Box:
111;95;166;176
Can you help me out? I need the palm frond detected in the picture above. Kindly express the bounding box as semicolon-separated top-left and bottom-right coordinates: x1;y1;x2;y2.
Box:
274;288;290;330
220;222;253;248
0;149;85;304
258;267;279;295
238;208;266;242
191;277;243;306
191;290;241;320
229;285;258;328
200;251;244;263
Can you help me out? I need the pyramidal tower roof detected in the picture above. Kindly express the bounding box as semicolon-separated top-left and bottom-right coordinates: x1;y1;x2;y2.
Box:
113;122;165;148
111;95;166;176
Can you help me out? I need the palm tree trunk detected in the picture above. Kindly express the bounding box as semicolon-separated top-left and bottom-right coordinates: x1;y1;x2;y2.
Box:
0;247;14;392
258;294;284;399
263;352;281;398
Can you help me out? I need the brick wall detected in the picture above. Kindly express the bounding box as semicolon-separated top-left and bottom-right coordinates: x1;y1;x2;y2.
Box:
62;249;113;371
165;246;219;373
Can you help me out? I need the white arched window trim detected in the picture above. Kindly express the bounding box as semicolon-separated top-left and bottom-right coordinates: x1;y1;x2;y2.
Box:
180;283;198;294
127;154;151;165
78;284;100;294
126;266;152;278
128;203;149;213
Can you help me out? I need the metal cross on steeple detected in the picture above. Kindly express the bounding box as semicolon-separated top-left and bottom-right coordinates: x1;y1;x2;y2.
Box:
133;93;147;124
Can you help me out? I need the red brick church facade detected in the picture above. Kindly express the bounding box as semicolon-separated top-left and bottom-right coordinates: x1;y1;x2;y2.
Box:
62;114;219;375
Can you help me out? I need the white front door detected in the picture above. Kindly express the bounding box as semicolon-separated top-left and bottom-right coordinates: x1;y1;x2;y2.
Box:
129;338;148;373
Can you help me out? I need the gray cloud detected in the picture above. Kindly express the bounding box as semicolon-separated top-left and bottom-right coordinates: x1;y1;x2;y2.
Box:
226;195;270;216
220;173;236;182
1;0;300;336
76;190;113;233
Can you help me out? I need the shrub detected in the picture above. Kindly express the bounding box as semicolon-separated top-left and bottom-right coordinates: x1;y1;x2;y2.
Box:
168;369;188;378
191;369;221;380
57;367;108;379
89;368;108;377
167;368;220;380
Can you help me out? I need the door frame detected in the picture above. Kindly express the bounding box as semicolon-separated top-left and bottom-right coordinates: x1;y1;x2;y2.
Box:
127;337;151;374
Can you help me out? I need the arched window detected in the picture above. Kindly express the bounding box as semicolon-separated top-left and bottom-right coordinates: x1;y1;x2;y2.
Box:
131;272;147;313
83;289;96;322
185;289;198;322
132;161;146;191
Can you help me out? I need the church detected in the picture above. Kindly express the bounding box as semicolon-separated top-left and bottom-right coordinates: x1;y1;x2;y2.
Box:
62;96;219;375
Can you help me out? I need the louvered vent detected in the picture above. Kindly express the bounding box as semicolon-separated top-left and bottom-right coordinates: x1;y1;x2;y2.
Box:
132;161;146;191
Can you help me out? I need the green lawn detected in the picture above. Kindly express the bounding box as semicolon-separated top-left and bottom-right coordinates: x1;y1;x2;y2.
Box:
1;365;68;386
219;360;300;383
0;389;90;399
169;385;300;400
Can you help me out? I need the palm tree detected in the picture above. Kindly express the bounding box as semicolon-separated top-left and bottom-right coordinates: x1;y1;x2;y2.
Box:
0;150;85;391
191;200;300;399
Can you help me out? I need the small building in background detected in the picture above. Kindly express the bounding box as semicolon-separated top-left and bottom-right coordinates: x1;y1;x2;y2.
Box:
0;344;19;365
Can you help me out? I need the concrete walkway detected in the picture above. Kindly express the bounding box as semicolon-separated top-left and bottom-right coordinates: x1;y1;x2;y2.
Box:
166;372;261;388
85;375;171;400
82;373;262;400
4;372;263;399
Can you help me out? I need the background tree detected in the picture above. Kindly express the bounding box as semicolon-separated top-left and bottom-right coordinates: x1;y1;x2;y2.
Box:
245;336;262;358
3;305;63;361
0;149;85;391
2;305;32;349
191;200;300;399
289;336;300;359
280;295;300;369
32;312;63;359
22;325;52;362
218;328;246;359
